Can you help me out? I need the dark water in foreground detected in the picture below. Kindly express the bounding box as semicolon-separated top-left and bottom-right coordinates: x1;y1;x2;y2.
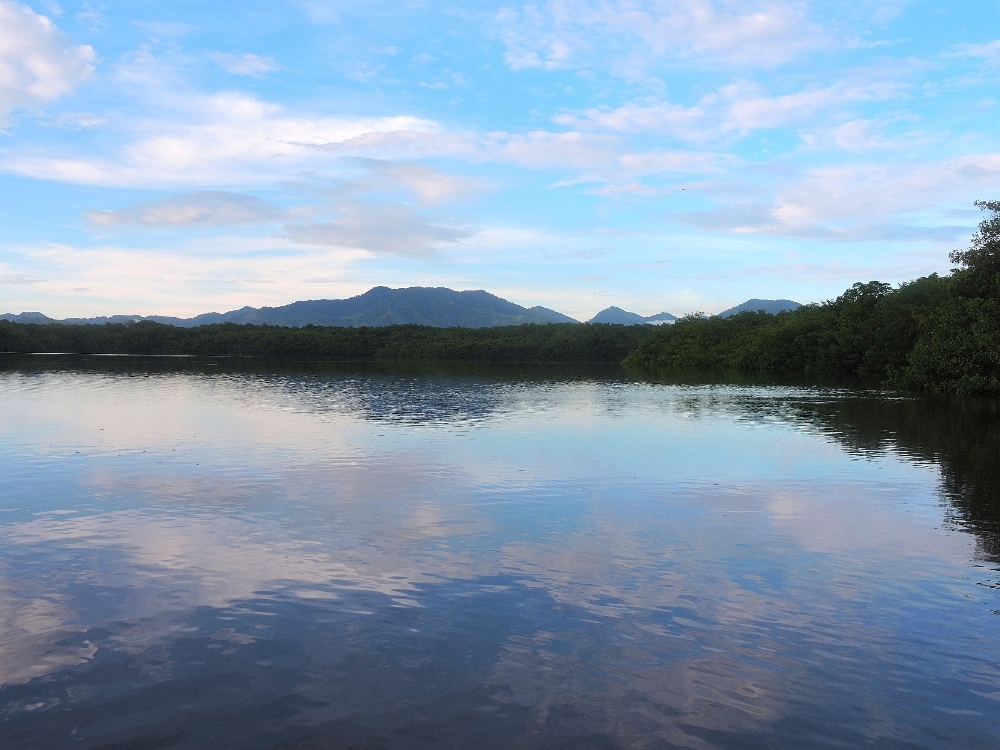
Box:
1;359;998;749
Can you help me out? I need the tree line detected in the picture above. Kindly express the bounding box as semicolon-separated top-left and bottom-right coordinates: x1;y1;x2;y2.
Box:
3;202;998;393
0;319;650;365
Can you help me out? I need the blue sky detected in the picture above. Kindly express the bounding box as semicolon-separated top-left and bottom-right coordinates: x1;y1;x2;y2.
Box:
1;0;999;320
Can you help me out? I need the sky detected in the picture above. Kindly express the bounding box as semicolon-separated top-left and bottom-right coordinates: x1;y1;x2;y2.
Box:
1;0;999;320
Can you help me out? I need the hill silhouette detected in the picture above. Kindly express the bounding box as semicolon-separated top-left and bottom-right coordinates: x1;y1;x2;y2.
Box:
719;299;801;318
1;287;580;329
588;307;677;325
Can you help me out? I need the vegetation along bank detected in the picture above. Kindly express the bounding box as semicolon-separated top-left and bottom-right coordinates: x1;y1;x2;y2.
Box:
2;202;998;394
0;320;651;365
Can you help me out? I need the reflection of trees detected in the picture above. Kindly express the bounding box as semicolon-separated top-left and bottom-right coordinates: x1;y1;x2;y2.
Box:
277;374;507;425
778;395;1000;561
633;375;1000;561
0;357;624;427
263;363;625;426
7;357;996;557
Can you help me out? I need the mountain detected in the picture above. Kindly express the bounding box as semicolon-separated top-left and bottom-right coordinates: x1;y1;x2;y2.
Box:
718;299;801;318
643;312;678;324
1;287;580;329
588;307;678;325
589;306;646;325
0;312;58;324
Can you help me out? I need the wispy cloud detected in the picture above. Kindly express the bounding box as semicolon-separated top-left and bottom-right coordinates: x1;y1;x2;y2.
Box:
133;20;194;36
496;0;828;75
209;52;279;77
4;88;441;186
286;202;469;258
338;159;484;206
0;238;371;318
85;191;287;227
678;153;1000;241
554;75;906;142
800;118;928;152
952;38;1000;63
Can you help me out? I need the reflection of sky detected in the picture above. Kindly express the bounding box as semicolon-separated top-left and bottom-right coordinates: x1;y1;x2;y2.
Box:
1;369;998;747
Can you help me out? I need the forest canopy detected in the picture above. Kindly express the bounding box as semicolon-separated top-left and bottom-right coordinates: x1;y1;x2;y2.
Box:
624;201;1000;394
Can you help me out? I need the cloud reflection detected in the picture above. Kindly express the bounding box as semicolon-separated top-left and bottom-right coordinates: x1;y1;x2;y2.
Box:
0;366;998;747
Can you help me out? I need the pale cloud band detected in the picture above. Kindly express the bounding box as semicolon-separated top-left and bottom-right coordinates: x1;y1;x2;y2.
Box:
208;52;279;77
286;203;470;259
86;191;287;227
497;0;827;73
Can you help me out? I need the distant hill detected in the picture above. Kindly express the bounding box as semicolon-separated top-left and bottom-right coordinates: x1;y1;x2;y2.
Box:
644;312;678;324
718;299;801;318
1;287;581;329
588;307;677;325
0;312;58;324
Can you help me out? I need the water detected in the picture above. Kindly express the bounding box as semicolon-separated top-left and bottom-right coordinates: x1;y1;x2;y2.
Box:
1;358;998;749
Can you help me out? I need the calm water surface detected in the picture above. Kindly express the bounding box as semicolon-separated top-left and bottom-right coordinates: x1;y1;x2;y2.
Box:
1;360;998;749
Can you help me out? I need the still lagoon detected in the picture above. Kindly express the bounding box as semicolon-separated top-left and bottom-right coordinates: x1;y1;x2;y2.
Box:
1;358;998;749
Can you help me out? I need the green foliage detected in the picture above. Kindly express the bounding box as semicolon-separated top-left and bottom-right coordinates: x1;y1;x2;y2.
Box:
950;200;1000;299
0;320;650;365
626;202;1000;394
895;297;1000;394
624;275;952;378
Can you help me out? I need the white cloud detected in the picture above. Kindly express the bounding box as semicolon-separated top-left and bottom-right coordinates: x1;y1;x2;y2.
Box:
0;0;95;120
801;118;927;152
133;20;194;36
286;202;469;258
772;155;1000;226
298;0;350;25
0;45;734;191
29;110;107;129
954;38;1000;63
0;237;372;318
75;2;105;29
496;0;827;74
341;159;483;206
3;90;441;186
489;129;621;170
209;52;278;77
586;182;662;199
0;273;41;284
679;153;1000;240
724;79;900;130
554;76;904;142
479;129;729;181
3;80;728;189
555;100;706;139
85;191;287;227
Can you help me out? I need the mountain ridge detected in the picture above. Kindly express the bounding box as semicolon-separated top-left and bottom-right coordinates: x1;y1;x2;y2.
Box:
1;287;581;329
3;291;804;329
